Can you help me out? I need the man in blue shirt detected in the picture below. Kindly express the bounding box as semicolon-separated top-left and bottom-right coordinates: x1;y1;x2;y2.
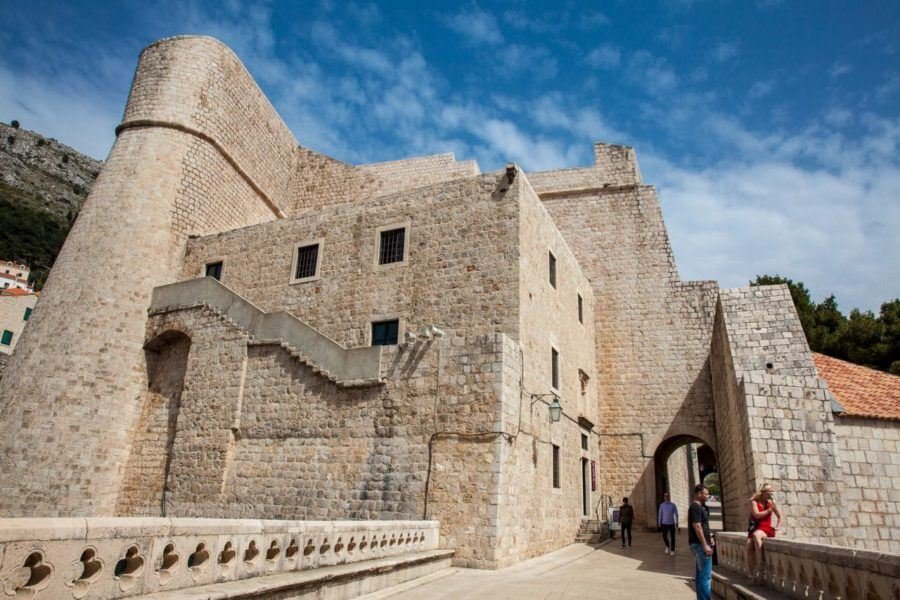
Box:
658;492;679;555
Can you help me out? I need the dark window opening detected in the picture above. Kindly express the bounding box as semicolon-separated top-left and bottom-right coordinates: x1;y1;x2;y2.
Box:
379;228;406;265
1;330;12;345
205;262;223;280
548;251;557;288
294;244;320;279
23;307;32;321
371;320;399;346
581;434;588;451
551;347;559;390
552;444;561;488
577;294;583;323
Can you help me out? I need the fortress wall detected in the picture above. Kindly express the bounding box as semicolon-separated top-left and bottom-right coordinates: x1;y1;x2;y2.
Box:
0;129;190;516
288;147;384;214
833;416;900;553
710;300;757;531
491;174;599;566
0;36;299;516
123;36;297;213
717;286;847;543
357;153;481;197
181;174;520;347
542;186;718;527
528;143;641;194
136;305;512;568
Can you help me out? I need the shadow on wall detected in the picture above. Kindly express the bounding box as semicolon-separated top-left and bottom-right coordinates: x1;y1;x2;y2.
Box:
118;330;192;517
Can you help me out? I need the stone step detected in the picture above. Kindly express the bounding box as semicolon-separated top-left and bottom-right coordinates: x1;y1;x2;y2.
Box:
144;549;454;600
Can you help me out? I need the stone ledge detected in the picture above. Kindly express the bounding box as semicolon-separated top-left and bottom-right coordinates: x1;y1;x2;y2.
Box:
712;568;791;600
143;549;455;599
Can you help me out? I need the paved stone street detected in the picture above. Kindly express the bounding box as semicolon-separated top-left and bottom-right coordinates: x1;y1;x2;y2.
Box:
363;531;703;599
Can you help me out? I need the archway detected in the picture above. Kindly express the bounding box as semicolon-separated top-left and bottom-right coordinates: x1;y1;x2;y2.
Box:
652;434;723;531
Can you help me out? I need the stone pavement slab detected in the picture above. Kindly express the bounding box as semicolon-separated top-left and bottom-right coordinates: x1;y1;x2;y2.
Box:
363;532;702;600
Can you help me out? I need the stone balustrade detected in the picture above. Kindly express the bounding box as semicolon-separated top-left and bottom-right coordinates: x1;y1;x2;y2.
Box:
715;532;900;600
0;518;439;599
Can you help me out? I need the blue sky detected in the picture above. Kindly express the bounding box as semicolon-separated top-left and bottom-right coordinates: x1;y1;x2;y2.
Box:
1;0;898;312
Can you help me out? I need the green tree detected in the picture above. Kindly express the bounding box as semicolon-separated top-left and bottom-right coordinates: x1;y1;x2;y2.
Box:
878;299;900;374
838;309;885;369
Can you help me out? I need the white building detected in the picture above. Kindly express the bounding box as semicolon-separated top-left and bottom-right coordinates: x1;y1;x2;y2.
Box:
0;261;32;292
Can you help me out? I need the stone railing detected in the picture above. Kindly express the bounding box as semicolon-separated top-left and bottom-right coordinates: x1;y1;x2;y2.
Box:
716;532;900;600
0;518;439;599
150;277;382;386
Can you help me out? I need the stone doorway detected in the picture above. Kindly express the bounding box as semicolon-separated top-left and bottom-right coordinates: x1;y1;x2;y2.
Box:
652;435;722;530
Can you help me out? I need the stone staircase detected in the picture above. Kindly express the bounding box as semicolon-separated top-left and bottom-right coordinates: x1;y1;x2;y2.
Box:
149;277;384;388
575;519;607;544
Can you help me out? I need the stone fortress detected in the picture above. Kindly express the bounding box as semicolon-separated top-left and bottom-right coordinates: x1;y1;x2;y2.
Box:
0;34;897;582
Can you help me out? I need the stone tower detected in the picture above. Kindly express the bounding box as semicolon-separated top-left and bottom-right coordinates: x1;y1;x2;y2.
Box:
0;36;295;516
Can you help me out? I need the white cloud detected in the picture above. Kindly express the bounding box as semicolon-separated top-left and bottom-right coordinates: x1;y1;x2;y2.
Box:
586;44;620;69
444;5;503;46
710;41;739;63
748;79;775;99
829;60;852;78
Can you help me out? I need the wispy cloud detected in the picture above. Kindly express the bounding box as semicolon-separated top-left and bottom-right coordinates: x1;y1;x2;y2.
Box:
586;44;621;69
443;4;502;46
710;41;739;63
829;60;852;78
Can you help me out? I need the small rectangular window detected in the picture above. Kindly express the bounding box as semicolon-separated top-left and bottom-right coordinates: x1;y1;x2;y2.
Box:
205;261;223;280
577;293;583;323
23;307;32;321
294;244;319;280
581;434;588;451
548;251;557;288
551;347;559;390
1;330;12;346
379;228;406;265
552;444;561;488
371;320;399;346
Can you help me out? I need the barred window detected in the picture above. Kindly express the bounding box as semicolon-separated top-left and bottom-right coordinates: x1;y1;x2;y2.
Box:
379;228;406;265
205;261;223;280
294;244;319;280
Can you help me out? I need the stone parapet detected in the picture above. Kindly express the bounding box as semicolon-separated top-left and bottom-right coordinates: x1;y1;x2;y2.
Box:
0;518;440;599
716;531;900;600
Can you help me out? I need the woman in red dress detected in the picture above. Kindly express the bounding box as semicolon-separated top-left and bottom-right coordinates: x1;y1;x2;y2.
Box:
745;483;785;578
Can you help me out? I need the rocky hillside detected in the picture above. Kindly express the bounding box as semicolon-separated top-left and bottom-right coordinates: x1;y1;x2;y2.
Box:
0;121;101;288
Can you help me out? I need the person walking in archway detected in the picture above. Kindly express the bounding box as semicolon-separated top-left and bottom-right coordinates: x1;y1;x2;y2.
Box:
619;497;634;548
688;484;714;600
658;492;679;555
746;483;784;578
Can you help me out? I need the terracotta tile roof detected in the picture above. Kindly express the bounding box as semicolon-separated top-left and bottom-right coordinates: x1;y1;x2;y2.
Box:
814;353;900;421
0;288;35;297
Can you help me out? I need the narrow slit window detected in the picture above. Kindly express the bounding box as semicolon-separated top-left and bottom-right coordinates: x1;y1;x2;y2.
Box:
551;347;559;390
371;320;399;346
577;293;583;323
552;444;561;488
548;251;557;288
581;434;588;451
205;261;223;281
294;244;319;280
379;228;406;265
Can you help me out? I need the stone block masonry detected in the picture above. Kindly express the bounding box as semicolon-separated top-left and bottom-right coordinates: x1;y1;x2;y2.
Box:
0;34;892;572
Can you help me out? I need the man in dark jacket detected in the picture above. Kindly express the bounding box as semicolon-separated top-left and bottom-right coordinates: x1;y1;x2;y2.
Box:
619;497;635;548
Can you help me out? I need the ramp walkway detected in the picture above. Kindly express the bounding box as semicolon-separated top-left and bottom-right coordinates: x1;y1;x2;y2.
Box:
363;531;703;600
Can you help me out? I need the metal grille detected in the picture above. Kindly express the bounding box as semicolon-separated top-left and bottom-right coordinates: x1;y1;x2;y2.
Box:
379;228;406;265
295;244;319;279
